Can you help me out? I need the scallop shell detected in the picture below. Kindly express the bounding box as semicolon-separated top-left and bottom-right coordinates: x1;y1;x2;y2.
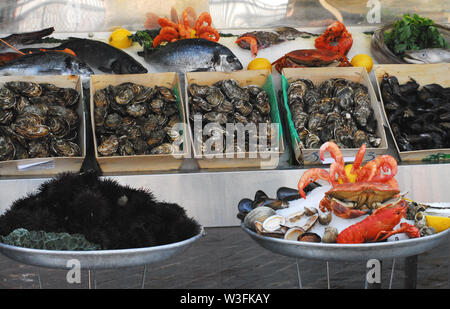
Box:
244;206;276;231
262;215;286;232
322;226;338;243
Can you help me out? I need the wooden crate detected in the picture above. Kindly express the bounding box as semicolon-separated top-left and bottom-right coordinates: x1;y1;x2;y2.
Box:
90;73;188;173
185;70;284;169
374;63;450;163
0;75;85;176
281;67;388;165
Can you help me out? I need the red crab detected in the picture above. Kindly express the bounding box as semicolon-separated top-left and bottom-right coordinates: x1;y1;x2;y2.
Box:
297;142;400;219
271;49;351;74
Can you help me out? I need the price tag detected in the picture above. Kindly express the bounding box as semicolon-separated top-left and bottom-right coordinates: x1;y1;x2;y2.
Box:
322;156;356;164
17;160;55;171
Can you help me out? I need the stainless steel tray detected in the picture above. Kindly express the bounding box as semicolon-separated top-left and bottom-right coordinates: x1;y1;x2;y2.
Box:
0;228;204;270
242;224;450;262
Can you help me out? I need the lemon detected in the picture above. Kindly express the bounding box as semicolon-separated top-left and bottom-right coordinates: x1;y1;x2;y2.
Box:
425;215;450;233
338;164;359;184
109;28;132;49
351;54;373;73
247;58;272;72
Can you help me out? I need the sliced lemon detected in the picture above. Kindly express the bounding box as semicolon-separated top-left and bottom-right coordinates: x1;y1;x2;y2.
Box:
337;164;359;184
351;54;373;73
109;28;133;49
247;58;272;72
425;215;450;233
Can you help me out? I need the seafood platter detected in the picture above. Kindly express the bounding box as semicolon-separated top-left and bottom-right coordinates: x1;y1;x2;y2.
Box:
238;142;450;261
90;72;189;173
374;64;450;163
0;75;86;176
281;67;388;165
185;69;284;169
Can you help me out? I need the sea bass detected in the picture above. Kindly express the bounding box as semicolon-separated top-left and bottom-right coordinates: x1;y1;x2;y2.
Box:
144;38;243;73
403;48;450;64
23;38;148;74
0;27;55;51
0;51;94;76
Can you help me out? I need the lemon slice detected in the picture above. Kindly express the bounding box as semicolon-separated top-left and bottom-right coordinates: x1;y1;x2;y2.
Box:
109;28;133;49
351;54;373;73
247;58;272;72
425;215;450;233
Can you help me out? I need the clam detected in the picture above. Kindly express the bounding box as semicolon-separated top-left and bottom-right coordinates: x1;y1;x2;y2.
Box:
414;211;427;229
318;212;332;225
286;210;305;223
322;226;338;243
243;206;276;231
419;226;436;237
284;227;305;241
302;214;318;231
298;232;321;243
262;215;285;232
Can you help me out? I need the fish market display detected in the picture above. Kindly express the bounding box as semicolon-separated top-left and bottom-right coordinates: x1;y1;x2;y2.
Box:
23;38;148;74
0;81;82;161
144;38;242;73
0;51;94;76
236;27;315;56
403;48;450;64
272;49;351;73
0;27;55;51
380;74;450;151
188;80;275;153
152;10;220;47
0;172;201;250
286;78;381;149
94;82;182;156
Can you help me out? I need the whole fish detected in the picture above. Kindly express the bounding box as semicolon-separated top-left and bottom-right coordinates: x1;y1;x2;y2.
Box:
23;38;148;74
0;27;54;51
403;48;450;64
144;38;243;73
0;51;94;76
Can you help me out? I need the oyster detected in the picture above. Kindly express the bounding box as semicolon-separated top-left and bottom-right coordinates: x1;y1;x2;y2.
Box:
98;135;119;156
243;206;276;231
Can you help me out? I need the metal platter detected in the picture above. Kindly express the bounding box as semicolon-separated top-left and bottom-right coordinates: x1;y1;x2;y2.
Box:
242;224;450;262
0;228;204;270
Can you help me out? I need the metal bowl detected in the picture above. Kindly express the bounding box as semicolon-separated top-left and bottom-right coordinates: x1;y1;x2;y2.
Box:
242;224;450;262
0;227;205;270
371;23;450;64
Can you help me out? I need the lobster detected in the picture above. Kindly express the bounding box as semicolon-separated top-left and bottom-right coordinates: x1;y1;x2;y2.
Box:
336;200;420;244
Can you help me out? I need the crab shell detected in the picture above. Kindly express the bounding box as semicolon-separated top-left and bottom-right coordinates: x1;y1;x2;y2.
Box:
325;181;400;209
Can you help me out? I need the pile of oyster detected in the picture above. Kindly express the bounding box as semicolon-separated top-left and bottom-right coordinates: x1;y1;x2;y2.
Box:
93;82;182;156
287;78;381;149
0;81;81;161
188;79;276;153
380;74;450;151
238;185;338;243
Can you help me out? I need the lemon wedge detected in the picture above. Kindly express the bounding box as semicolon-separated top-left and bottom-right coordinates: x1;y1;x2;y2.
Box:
247;58;272;72
351;54;373;73
425;215;450;233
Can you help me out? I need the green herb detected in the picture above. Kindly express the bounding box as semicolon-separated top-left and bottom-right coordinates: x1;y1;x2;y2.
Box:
129;30;154;49
384;13;449;56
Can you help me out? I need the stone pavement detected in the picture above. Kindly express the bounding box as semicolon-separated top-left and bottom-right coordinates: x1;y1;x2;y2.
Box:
0;227;448;289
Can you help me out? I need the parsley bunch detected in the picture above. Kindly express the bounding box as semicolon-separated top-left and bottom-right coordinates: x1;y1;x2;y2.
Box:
384;13;448;56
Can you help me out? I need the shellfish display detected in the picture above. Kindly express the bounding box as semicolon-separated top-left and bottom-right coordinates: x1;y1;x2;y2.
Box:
0;81;81;161
286;78;381;149
93;82;183;156
188;79;278;154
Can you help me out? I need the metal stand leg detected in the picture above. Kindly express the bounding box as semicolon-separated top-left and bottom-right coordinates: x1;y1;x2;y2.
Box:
389;259;396;289
141;265;147;289
295;259;303;289
404;255;418;289
37;268;42;289
326;262;331;289
88;270;97;289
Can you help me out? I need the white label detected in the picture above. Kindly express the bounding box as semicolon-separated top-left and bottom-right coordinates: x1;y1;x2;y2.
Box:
17;160;55;171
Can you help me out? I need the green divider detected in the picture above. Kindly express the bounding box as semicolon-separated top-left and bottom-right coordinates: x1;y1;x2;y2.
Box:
263;74;283;139
281;75;299;149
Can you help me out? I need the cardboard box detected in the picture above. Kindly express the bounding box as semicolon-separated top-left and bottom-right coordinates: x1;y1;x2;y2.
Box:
281;67;388;165
374;63;450;163
185;70;284;169
0;75;85;176
90;73;188;173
